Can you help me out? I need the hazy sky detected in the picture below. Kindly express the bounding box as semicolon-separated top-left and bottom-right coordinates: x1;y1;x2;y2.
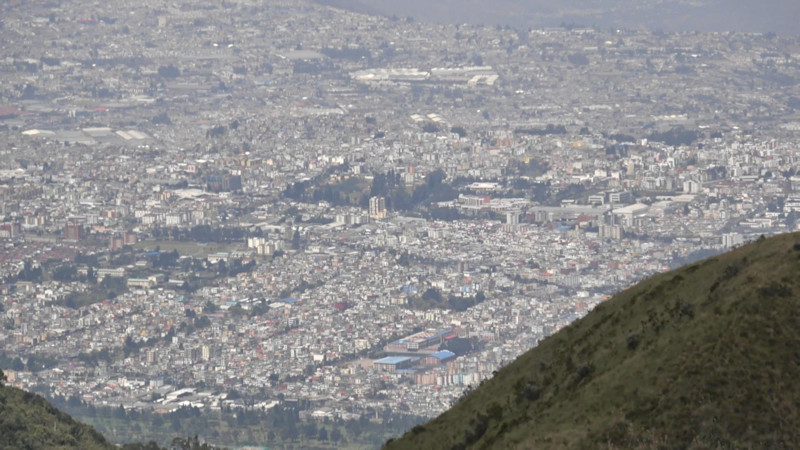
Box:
318;0;800;35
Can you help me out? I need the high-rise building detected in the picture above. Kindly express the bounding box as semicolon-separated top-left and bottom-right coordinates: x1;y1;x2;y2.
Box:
0;222;21;239
201;345;215;361
506;211;520;225
109;234;125;250
123;232;138;246
64;222;83;242
599;223;622;241
110;232;137;250
722;233;744;248
206;173;242;192
369;196;386;219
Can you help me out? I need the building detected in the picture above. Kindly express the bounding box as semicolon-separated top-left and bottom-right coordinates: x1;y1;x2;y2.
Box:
599;223;622;241
0;222;21;239
206;174;242;192
109;234;125;250
96;268;126;281
506;210;520;225
128;278;155;289
123;232;138;246
587;193;606;205
109;232;137;250
373;356;417;372
420;350;456;366
612;204;649;227
64;222;83;242
609;191;633;204
384;329;456;353
722;233;744;248
369;196;386;219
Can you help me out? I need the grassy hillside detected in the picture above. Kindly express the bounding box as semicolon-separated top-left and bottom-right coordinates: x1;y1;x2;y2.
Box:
0;380;113;450
386;232;800;449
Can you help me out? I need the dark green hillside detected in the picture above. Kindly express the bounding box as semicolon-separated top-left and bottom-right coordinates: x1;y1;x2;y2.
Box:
0;376;113;450
386;232;800;449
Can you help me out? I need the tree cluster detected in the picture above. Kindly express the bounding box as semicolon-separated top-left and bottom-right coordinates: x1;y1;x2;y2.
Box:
410;288;487;312
514;124;568;136
647;126;699;147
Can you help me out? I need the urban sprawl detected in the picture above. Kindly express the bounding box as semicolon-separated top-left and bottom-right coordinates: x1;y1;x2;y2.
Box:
1;0;800;444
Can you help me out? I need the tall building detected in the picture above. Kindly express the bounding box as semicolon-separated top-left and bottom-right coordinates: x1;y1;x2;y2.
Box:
506;210;520;225
369;196;386;219
201;345;215;361
123;232;138;246
0;222;21;239
109;234;125;250
206;173;242;192
110;232;137;250
64;222;83;242
599;223;622;241
722;233;744;248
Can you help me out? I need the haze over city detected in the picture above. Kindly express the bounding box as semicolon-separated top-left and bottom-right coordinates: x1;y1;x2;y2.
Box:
1;0;799;447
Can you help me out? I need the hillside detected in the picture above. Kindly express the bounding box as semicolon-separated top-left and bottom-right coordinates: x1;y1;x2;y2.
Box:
386;232;800;449
0;378;114;450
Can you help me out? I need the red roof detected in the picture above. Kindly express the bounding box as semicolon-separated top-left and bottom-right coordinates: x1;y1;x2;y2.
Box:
0;107;23;116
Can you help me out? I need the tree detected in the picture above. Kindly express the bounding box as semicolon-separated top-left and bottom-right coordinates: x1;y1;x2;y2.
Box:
291;230;301;250
115;404;127;419
422;123;439;133
441;337;474;356
21;83;37;99
0;367;6;385
303;422;318;438
567;53;589;65
151;414;164;428
226;389;241;400
152;111;172;125
422;288;443;304
171;416;182;432
282;421;299;441
157;65;180;78
370;172;388;197
51;265;77;282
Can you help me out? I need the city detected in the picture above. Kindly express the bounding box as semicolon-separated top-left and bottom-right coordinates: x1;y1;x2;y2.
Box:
1;0;799;446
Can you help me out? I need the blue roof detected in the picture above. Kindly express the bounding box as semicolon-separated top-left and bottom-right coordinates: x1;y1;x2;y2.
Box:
279;297;299;304
430;350;456;360
374;356;413;365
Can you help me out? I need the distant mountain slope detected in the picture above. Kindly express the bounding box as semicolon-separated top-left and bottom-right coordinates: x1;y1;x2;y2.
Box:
0;380;113;450
318;0;800;35
386;232;800;449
